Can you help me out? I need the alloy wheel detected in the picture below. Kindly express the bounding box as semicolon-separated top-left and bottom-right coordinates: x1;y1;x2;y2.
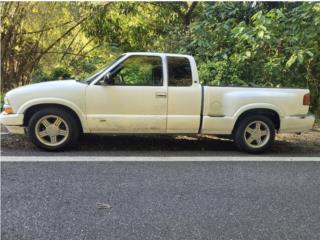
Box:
35;115;69;147
243;120;270;149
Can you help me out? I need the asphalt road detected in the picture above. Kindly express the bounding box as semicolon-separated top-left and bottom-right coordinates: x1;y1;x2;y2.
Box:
2;161;320;240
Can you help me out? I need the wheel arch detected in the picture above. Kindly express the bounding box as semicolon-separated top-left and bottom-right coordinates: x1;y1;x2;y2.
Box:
232;108;281;134
23;103;85;133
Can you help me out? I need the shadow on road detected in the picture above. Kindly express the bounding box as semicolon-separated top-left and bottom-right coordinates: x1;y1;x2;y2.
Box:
1;133;319;157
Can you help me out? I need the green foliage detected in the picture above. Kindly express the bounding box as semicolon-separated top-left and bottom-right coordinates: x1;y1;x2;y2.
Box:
1;2;320;117
174;2;319;116
31;70;51;83
31;67;71;83
51;68;71;80
119;64;151;85
112;56;161;85
187;3;312;88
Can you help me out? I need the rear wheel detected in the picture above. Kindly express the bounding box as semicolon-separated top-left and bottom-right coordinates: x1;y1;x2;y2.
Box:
234;115;275;153
27;108;79;151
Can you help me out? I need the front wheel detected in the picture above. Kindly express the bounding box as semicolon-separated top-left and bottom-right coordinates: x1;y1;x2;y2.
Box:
27;108;79;151
234;115;275;153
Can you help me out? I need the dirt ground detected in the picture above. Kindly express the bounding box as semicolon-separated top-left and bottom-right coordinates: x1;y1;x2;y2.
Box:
275;127;320;153
1;124;319;156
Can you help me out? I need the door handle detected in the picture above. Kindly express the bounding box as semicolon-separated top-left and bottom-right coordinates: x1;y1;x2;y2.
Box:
155;92;167;98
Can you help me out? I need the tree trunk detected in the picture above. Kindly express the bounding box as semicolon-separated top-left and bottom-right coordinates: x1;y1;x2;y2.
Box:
183;2;198;27
316;96;320;121
0;3;90;93
305;62;319;120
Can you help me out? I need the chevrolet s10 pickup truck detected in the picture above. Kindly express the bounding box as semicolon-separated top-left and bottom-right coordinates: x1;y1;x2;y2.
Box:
0;52;315;153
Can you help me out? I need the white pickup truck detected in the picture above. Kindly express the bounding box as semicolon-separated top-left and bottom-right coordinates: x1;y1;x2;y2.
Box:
0;52;315;153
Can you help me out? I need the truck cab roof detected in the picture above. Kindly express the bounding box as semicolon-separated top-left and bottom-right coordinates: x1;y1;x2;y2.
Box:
124;52;192;58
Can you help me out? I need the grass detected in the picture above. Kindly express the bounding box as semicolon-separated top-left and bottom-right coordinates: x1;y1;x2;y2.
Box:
0;93;4;111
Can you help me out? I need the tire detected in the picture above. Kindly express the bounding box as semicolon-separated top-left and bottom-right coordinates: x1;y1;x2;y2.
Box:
234;115;275;153
27;108;79;151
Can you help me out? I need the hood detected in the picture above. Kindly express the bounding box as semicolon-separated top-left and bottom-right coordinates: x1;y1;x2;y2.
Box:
6;80;85;98
8;79;77;91
4;79;88;114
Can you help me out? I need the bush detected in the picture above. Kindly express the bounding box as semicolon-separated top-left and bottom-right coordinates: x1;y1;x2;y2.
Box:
32;68;72;83
50;67;71;80
31;70;51;83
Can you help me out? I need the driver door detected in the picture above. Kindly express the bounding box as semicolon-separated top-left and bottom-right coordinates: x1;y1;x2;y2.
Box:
85;55;168;133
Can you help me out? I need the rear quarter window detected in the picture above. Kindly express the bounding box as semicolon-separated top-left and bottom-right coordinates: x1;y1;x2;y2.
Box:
167;57;192;87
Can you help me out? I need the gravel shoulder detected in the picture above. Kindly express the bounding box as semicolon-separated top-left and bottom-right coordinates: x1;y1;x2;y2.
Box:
1;125;319;157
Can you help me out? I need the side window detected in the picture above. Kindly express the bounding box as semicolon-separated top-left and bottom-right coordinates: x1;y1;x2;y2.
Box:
110;55;163;86
168;57;192;86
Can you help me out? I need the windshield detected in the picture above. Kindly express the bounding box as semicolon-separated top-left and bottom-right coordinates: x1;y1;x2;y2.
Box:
82;55;124;84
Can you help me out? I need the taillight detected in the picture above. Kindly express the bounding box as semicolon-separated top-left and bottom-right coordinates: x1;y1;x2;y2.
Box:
303;93;310;106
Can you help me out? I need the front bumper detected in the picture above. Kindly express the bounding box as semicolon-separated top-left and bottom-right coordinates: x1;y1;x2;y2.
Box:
0;113;25;134
280;114;315;133
3;125;26;134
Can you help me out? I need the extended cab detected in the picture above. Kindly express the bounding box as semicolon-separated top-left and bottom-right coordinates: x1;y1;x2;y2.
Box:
0;52;315;153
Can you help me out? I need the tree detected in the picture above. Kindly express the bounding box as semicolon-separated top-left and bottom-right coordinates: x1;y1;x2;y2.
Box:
178;2;320;117
1;2;319;117
1;2;93;91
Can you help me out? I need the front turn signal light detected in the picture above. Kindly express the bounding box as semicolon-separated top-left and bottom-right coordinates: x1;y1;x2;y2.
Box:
2;105;13;114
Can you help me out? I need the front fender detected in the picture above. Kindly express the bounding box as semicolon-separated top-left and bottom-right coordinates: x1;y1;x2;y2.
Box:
18;98;89;132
